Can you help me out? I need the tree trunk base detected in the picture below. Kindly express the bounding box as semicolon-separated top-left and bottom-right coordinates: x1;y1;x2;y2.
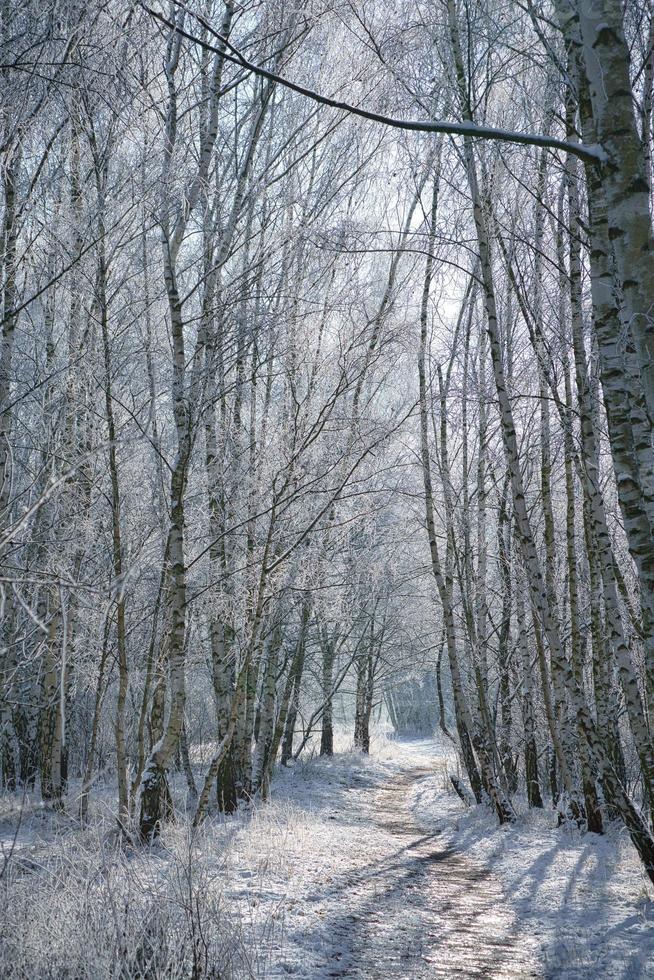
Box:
215;746;239;813
138;764;173;841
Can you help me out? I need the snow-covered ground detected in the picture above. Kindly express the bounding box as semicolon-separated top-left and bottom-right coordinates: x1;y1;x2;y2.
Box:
1;734;652;978
408;749;654;979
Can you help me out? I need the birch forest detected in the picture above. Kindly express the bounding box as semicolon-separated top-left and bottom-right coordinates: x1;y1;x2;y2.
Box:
2;0;654;977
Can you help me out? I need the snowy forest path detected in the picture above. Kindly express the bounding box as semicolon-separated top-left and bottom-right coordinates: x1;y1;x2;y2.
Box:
320;760;542;979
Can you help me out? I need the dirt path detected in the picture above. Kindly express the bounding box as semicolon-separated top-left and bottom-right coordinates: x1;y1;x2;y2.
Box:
324;766;541;979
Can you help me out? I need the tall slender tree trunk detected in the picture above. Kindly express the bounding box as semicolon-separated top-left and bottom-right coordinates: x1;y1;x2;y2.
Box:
417;165;509;815
516;577;543;809
320;632;336;757
448;0;579;816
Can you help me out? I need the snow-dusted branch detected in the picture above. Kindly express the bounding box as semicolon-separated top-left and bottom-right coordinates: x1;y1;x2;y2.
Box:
142;1;606;165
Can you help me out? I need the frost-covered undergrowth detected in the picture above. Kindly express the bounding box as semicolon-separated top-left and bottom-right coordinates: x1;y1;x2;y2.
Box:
0;729;417;979
409;773;654;979
1;732;653;978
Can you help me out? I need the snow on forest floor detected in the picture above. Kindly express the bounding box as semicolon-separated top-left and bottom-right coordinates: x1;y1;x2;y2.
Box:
406;745;654;979
0;733;653;978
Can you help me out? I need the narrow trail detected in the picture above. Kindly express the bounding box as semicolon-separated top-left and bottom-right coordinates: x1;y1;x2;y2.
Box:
323;765;541;979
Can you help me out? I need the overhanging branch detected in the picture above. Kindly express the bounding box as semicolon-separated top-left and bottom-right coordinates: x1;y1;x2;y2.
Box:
141;1;606;166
